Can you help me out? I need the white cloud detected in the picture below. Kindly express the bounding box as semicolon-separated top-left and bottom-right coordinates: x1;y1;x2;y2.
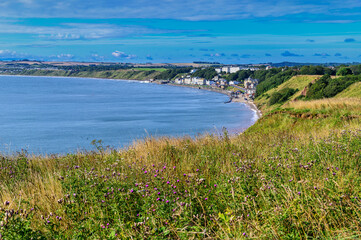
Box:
0;22;181;40
57;53;74;59
112;51;136;59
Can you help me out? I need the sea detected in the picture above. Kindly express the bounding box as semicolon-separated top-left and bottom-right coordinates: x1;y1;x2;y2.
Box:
0;75;257;154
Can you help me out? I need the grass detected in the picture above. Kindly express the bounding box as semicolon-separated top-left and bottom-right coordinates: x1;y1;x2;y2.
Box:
133;68;167;72
335;82;361;98
255;75;320;111
3;68;164;81
1;95;361;239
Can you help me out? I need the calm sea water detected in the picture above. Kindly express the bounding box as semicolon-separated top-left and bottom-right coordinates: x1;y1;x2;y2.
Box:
0;75;257;154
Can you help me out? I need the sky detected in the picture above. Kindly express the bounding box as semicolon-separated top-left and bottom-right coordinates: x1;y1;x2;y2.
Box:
0;0;361;64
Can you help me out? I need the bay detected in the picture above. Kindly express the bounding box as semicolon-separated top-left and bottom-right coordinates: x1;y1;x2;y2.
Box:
0;75;257;154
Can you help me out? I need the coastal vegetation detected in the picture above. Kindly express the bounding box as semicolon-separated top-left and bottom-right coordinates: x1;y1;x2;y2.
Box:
1;69;361;238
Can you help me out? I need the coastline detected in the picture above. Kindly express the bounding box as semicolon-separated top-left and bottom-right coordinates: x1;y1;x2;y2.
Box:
167;82;262;120
1;74;262;120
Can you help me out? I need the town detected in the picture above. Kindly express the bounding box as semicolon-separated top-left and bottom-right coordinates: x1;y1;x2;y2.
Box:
172;66;261;100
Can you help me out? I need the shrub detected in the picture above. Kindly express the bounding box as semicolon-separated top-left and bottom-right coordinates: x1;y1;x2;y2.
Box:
269;88;298;105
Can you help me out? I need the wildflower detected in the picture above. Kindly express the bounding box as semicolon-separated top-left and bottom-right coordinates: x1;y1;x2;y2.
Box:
214;184;217;187
297;192;301;195
205;197;208;200
144;171;147;174
145;185;149;188
154;175;157;177
130;189;134;193
167;181;170;184
166;200;169;203
4;201;10;206
196;169;199;172
73;193;76;197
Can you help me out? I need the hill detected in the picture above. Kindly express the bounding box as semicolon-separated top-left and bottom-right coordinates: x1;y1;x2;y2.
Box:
335;82;361;98
0;74;361;239
255;75;320;112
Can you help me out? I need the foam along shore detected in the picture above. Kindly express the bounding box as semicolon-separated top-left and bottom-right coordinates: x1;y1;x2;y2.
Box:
231;97;262;119
166;82;262;120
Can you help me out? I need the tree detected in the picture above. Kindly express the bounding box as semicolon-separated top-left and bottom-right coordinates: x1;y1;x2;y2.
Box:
336;67;352;76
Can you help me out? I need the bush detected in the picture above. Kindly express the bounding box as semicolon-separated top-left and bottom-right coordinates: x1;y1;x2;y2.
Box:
269;88;298;105
336;67;352;76
306;74;361;99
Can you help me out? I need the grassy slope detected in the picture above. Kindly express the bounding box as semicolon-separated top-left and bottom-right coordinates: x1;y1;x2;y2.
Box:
335;82;361;98
255;75;320;112
1;77;361;239
6;69;163;81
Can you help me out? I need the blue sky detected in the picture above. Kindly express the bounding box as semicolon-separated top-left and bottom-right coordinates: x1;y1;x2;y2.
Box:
0;0;361;63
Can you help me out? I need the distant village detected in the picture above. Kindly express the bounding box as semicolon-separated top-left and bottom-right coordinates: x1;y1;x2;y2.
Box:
172;66;263;99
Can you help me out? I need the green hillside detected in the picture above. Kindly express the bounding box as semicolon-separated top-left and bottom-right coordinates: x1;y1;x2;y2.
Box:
255;75;320;111
335;82;361;98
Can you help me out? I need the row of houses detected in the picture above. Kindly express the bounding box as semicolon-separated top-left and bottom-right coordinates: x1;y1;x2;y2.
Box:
215;66;261;74
174;75;234;88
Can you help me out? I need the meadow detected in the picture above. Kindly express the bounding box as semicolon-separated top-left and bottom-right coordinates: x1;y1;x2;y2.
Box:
1;94;361;239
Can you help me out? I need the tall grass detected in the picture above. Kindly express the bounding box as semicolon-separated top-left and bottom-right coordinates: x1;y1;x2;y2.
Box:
1;105;361;238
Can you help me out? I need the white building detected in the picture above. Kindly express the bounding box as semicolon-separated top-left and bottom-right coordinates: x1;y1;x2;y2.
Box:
184;76;192;85
230;67;241;73
206;80;215;85
174;78;184;84
212;75;220;81
222;66;230;73
192;77;206;85
215;68;222;74
229;81;240;85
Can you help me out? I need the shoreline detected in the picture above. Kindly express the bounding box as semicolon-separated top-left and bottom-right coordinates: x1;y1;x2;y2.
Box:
1;73;262;120
167;83;262;119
